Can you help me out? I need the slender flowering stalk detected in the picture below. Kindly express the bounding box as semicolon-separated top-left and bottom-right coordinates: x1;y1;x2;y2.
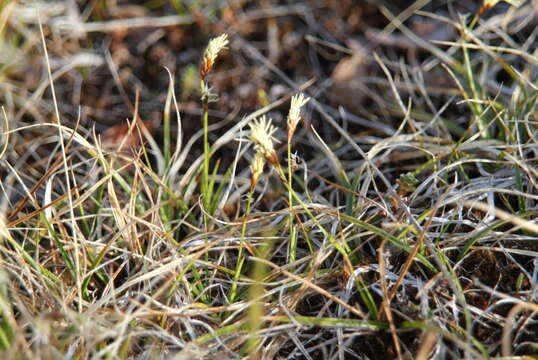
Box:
285;93;308;267
249;115;280;166
199;34;228;218
287;93;310;141
200;34;229;79
229;151;263;304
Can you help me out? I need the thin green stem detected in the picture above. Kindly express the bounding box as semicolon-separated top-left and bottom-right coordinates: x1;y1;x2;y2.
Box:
201;80;210;225
229;188;254;304
272;163;350;257
462;15;488;138
287;139;297;266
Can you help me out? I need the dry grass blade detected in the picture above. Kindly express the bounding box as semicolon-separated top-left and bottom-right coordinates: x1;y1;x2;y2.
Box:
251;257;366;319
463;200;538;234
2;1;538;358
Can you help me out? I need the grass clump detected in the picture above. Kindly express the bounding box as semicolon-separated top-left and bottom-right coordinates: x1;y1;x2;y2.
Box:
1;1;538;359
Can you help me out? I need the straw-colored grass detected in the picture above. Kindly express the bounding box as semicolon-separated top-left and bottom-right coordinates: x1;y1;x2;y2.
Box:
1;1;538;359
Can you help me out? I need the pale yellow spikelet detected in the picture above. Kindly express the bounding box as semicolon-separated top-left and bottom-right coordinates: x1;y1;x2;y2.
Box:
249;151;266;190
478;0;524;15
249;115;279;165
287;93;310;140
200;34;229;78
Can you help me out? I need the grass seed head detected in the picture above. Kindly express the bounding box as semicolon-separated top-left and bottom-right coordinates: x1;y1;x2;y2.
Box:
249;115;279;165
478;0;524;15
200;33;229;79
249;151;266;190
287;93;310;140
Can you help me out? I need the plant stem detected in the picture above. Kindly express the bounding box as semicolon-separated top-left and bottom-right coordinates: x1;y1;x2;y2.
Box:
229;188;254;304
201;81;210;223
287;138;297;266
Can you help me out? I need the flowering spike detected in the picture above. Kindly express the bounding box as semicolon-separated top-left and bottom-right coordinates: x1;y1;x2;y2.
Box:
200;34;229;79
287;93;310;140
478;0;524;16
249;151;266;190
249;115;279;165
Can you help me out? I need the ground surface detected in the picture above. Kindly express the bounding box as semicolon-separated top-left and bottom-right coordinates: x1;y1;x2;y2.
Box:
1;0;538;359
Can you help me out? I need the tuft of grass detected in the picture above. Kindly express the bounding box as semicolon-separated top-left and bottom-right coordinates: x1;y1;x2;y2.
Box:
2;1;538;359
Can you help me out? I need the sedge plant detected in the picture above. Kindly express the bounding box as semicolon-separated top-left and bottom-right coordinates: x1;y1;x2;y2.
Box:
199;34;228;224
